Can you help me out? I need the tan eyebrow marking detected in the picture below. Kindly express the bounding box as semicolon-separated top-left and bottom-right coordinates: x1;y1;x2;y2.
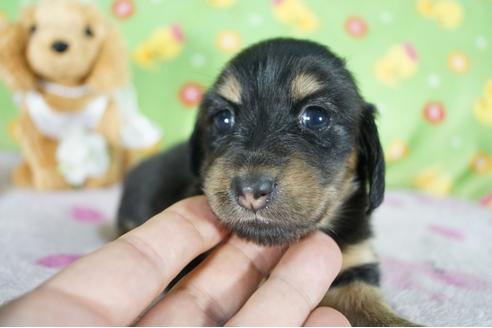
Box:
216;73;242;104
291;72;323;101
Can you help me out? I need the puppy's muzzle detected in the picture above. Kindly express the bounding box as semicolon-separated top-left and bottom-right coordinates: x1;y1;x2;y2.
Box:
231;175;276;211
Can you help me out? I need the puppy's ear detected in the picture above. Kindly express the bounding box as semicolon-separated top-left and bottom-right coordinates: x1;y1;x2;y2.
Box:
189;123;204;177
86;24;129;92
0;6;36;91
357;103;385;214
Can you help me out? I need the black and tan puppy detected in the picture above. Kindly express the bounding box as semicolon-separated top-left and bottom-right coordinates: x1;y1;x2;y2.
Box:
118;38;416;326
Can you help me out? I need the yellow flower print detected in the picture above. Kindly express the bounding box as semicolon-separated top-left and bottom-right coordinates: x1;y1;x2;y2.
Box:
386;140;409;162
134;24;184;69
470;152;492;176
272;0;319;33
216;31;242;53
474;80;492;126
414;167;453;196
417;0;464;29
417;0;434;15
448;51;470;74
207;0;236;8
374;43;418;86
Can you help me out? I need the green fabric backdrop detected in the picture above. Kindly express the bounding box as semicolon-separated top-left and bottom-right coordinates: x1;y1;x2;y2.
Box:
0;0;491;208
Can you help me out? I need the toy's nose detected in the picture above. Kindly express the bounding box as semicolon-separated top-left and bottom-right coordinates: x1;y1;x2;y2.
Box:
232;175;276;211
51;41;69;53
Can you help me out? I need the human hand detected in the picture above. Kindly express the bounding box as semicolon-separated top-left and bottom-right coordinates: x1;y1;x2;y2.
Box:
0;196;349;326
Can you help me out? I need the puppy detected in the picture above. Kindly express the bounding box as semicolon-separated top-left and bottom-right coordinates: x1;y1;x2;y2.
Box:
118;38;416;326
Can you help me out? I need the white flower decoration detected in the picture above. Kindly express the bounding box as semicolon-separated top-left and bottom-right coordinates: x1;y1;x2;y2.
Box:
56;130;109;186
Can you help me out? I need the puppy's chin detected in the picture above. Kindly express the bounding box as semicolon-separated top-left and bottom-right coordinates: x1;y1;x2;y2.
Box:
208;202;318;246
225;219;317;246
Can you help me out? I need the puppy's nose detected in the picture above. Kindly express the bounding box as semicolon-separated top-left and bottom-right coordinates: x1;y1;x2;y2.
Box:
232;175;276;211
51;41;69;53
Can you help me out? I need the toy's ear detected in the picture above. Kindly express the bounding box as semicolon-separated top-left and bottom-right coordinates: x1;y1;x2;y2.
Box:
357;103;385;214
0;6;36;91
189;122;204;177
86;25;129;93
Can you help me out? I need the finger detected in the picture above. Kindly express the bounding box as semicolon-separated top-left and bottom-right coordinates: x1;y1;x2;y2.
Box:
138;235;285;326
304;307;351;327
226;232;342;326
0;196;227;326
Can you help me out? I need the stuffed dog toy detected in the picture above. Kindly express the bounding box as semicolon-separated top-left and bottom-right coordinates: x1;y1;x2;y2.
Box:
0;0;160;190
118;38;417;326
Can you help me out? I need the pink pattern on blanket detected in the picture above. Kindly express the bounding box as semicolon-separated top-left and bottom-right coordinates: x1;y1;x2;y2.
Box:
480;192;492;209
410;193;438;205
428;224;465;241
71;206;104;223
382;256;489;293
36;254;82;268
383;195;405;208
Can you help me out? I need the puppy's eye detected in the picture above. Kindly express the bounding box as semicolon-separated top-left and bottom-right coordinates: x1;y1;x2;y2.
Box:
84;26;94;38
300;105;331;130
213;110;235;131
30;24;37;34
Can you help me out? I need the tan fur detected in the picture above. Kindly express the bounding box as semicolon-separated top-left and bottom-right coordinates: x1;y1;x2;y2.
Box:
204;151;358;233
0;20;35;91
12;161;32;187
341;240;377;271
203;157;236;203
17;108;69;190
23;0;128;88
41;92;96;113
321;281;418;326
216;74;242;104
86;25;128;92
204;155;328;224
291;72;323;101
279;156;326;217
0;0;141;190
317;150;359;229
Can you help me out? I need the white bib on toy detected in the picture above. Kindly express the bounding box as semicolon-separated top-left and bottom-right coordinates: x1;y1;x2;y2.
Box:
18;91;110;186
15;85;162;187
23;91;108;140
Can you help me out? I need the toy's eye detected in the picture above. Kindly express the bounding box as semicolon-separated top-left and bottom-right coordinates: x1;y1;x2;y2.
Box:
30;24;37;34
213;110;235;131
300;105;331;130
84;26;94;38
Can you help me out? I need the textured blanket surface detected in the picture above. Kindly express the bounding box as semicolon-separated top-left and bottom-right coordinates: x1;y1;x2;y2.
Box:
0;152;491;326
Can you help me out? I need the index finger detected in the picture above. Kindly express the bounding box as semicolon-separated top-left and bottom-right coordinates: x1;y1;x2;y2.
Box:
226;231;342;326
0;196;227;326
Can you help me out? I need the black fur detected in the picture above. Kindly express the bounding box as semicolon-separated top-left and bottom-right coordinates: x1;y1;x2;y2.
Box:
118;37;385;271
357;103;385;214
117;143;200;233
114;38;412;326
332;263;380;287
321;186;374;249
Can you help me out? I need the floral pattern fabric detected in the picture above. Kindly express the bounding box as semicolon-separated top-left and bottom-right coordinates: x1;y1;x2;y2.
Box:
0;0;491;206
